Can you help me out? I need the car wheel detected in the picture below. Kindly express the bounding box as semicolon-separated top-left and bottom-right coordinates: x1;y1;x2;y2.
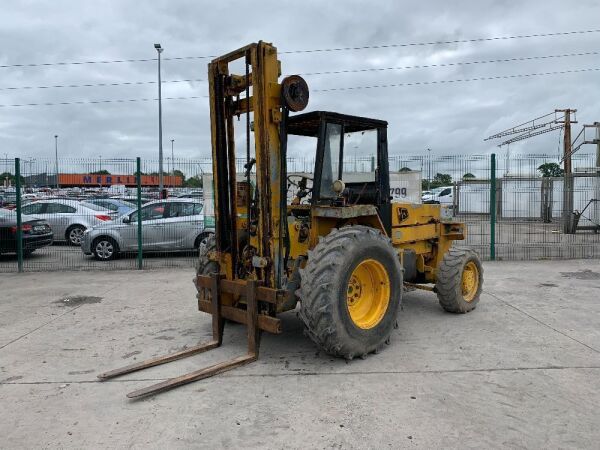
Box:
93;237;119;261
194;232;214;249
66;225;86;246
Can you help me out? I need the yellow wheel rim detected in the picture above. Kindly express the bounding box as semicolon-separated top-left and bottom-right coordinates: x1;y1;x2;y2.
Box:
461;261;480;302
346;259;391;329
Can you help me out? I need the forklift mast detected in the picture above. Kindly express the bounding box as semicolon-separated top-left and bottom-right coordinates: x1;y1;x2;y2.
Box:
208;42;284;289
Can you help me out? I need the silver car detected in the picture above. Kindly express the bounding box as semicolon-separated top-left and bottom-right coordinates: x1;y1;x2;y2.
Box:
82;199;212;261
21;199;115;245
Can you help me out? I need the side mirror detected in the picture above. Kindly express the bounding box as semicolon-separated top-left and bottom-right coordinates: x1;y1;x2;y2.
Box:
122;217;131;224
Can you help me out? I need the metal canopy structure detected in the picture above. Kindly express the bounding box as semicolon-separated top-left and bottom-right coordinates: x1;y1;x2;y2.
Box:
486;109;579;233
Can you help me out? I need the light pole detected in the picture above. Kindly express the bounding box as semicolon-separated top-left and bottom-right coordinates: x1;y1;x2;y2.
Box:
54;135;59;189
154;43;165;198
24;158;35;188
170;139;175;189
427;148;432;191
99;155;102;189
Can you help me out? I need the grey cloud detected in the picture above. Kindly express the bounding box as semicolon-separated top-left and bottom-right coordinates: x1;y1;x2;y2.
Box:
1;0;599;163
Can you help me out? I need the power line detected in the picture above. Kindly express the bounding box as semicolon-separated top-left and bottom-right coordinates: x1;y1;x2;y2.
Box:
1;67;598;108
1;28;599;69
0;55;216;69
4;50;596;92
281;29;600;54
0;78;204;91
298;51;600;77
311;67;600;92
0;96;205;108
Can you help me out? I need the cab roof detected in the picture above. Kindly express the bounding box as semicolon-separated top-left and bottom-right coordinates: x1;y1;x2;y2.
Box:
287;111;388;137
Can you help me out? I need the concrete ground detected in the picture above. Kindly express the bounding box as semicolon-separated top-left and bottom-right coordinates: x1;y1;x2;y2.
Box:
1;260;599;449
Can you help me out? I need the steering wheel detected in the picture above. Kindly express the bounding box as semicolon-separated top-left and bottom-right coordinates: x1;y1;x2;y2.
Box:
287;174;313;204
287;174;314;189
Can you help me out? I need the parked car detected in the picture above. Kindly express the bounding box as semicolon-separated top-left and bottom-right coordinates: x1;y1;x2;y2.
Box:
82;199;212;261
422;186;454;206
85;198;135;216
177;190;203;200
112;196;152;206
20;199;114;245
0;208;53;256
0;192;17;209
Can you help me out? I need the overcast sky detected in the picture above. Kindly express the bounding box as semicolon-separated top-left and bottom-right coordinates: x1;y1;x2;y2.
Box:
1;0;599;166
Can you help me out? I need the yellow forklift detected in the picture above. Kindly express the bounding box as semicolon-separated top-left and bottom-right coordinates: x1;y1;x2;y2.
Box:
99;41;483;398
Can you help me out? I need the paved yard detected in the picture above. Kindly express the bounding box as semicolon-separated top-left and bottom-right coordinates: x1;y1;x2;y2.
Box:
1;260;599;448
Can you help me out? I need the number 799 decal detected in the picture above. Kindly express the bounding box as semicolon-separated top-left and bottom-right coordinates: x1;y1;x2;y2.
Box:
390;187;408;197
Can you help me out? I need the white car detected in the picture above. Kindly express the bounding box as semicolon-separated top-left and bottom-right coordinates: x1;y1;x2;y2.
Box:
422;186;454;206
21;199;115;245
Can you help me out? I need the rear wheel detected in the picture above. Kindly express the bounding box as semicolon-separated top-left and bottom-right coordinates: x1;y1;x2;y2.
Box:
92;237;119;261
66;225;86;246
194;232;213;250
435;247;483;313
298;226;403;359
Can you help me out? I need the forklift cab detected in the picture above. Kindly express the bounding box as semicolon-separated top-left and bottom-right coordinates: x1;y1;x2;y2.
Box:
286;111;391;226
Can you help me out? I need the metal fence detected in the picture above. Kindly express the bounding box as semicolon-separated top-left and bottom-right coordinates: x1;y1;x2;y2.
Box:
1;153;599;273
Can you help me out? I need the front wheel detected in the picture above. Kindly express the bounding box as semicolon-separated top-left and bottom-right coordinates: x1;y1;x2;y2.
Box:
435;247;483;313
298;226;403;360
92;237;119;261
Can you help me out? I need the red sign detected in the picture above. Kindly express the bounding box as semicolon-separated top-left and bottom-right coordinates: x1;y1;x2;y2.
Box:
58;174;183;187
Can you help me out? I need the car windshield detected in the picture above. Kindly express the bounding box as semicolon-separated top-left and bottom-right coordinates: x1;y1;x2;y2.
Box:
120;198;145;206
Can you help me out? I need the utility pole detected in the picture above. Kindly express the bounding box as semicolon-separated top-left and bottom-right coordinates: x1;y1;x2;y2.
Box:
154;43;165;199
556;109;577;233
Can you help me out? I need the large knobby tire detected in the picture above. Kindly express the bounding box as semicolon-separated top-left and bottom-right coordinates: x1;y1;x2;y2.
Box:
298;226;403;360
436;247;483;313
195;233;218;302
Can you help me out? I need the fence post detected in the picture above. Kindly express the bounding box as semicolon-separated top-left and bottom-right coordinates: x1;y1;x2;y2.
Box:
136;157;143;270
15;158;24;272
490;153;496;261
